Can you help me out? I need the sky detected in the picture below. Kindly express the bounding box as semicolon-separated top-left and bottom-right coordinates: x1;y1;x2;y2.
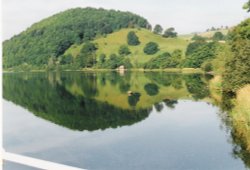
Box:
2;0;250;40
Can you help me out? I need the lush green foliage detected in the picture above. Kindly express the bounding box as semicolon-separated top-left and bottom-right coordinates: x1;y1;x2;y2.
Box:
153;24;163;34
201;62;213;72
3;73;150;131
223;18;250;92
119;45;131;56
144;50;182;69
99;53;106;64
3;8;149;68
184;42;218;68
144;83;159;96
143;42;159;55
185;41;206;56
213;32;225;41
60;54;74;65
127;31;140;46
163;27;177;38
100;53;133;69
76;42;98;68
128;93;141;107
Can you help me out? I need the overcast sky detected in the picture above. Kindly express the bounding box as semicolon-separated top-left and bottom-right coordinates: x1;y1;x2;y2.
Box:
2;0;250;40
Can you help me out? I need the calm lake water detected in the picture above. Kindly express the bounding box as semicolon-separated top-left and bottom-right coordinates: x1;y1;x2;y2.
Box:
3;72;249;170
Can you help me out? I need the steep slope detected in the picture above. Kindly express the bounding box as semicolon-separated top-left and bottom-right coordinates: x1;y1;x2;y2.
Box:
3;8;149;68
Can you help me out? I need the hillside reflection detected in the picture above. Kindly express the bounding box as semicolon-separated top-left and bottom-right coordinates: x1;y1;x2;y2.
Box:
3;72;210;131
3;71;250;168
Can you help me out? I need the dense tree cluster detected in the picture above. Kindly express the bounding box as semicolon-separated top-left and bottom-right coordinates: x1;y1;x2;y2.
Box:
223;18;250;92
144;50;182;69
183;41;218;68
76;42;98;68
3;8;149;68
99;53;133;69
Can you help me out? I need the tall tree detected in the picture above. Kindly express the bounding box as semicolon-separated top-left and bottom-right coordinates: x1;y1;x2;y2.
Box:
127;31;140;46
153;24;163;34
163;27;177;38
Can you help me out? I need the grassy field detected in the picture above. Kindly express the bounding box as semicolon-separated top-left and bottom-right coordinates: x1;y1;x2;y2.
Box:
198;29;229;38
178;28;229;41
65;28;189;65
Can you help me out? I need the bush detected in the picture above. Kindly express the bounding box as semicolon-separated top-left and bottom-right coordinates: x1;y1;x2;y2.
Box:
127;31;140;46
144;52;171;69
213;32;224;41
143;42;159;55
202;62;213;72
119;45;131;56
99;53;106;64
144;83;159;96
192;34;206;42
184;42;218;68
60;54;73;65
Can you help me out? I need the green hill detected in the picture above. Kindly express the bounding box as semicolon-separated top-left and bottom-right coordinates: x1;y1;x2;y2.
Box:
3;7;221;71
3;7;149;69
65;28;189;66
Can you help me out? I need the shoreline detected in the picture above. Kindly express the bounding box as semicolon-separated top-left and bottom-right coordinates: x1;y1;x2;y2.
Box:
3;68;205;74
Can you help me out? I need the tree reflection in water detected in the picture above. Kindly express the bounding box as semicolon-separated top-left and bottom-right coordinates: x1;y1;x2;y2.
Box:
3;71;250;167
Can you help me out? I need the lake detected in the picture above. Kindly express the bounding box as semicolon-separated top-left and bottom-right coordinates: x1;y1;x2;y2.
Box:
3;72;250;170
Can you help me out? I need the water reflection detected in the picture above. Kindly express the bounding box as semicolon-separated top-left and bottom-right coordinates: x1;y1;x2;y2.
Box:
3;71;250;169
219;91;250;168
3;72;210;131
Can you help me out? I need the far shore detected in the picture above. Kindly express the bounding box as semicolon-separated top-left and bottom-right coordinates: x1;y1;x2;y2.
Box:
3;68;207;74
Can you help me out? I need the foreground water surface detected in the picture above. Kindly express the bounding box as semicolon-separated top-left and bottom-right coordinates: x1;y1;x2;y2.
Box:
3;72;249;170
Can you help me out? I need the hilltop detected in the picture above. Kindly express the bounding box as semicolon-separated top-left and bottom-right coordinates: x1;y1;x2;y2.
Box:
2;7;237;74
3;7;149;69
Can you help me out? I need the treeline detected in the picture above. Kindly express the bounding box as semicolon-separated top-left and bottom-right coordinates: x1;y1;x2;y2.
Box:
143;39;221;70
3;7;149;68
206;26;229;32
